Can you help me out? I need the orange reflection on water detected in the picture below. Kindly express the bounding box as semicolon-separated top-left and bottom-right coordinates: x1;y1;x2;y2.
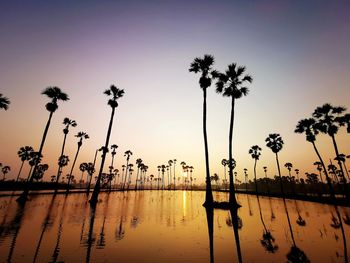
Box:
0;191;349;263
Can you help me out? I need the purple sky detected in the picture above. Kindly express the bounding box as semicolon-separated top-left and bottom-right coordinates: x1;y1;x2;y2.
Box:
1;0;349;183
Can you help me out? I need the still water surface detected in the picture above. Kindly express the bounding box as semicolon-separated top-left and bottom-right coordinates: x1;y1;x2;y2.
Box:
0;191;349;262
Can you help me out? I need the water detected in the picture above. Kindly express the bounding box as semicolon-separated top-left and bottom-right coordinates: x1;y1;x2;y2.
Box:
0;191;349;262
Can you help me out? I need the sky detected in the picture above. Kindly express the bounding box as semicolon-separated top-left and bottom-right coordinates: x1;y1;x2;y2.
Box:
0;0;349;184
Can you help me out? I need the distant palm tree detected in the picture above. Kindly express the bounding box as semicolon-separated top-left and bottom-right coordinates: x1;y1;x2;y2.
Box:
67;132;89;191
243;168;248;192
16;146;34;181
335;153;350;181
135;158;143;190
221;159;228;190
168;160;173;189
284;162;294;194
55;118;77;186
86;162;95;192
17;86;69;203
312;103;349;195
295;118;336;198
110;144;118;171
0;93;10;110
79;162;88;186
173;159;177;190
213;62;252;207
249;145;262;194
90;85;124;205
2;166;10;181
263;166;270;194
189;54;215;206
122;150;133;190
265;133;284;195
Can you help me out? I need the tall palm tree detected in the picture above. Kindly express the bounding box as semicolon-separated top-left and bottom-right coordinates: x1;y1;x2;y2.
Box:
265;133;284;195
221;159;228;190
249;145;262;194
312;103;349;196
135;158;143;190
295;118;336;198
173;159;177;190
122;150;133;190
110;144;118;170
66;132;89;191
168;160;173;189
86;162;95;192
189;54;215;206
213;63;252;207
0;93;10;110
90;85;124;205
16;146;34;181
55;118;77;186
2;166;10;181
17;86;69;203
284;162;294;194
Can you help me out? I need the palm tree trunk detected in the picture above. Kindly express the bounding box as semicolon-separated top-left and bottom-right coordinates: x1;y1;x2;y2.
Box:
228;96;238;206
311;141;336;199
331;135;349;197
253;159;258;195
283;199;296;247
16;161;25;182
17;111;54;204
55;133;68;186
275;153;284;195
202;88;213;205
230;208;243;263
90;107;116;205
66;145;81;192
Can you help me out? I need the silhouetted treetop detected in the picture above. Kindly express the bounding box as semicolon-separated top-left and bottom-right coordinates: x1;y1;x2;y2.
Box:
104;85;124;108
0;93;10;110
189;54;215;89
265;134;284;153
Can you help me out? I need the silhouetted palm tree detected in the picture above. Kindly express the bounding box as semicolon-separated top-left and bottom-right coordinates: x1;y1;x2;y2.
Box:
173;159;177;190
263;166;270;194
79;162;88;186
249;145;262;194
189;54;215;206
221;159;228;190
122;150;132;190
295;118;336;198
17;86;69;203
110;144;118;171
168;160;173;189
312;103;349;196
2;165;10;181
67;132;89;191
135;158;142;190
265;133;284;194
90;85;124;205
335;153;350;181
55;118;77;187
16;146;34;181
0;93;10;110
86;162;95;192
213;62;252;207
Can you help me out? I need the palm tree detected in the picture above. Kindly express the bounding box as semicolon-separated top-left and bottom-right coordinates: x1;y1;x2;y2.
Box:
66;132;89;191
90;85;124;205
335;153;350;181
189;54;215;206
16;146;34;181
265;133;284;195
79;162;88;186
0;93;10;110
173;159;177;190
213;62;252;207
2;166;10;181
295;118;336;198
55;118;77;186
122;150;132;190
243;168;248;192
263;166;270;194
221;159;228;190
17;86;69;203
284;162;294;194
168;160;173;189
135;158;143;190
86;162;95;192
312;103;349;195
110;144;118;170
249;145;262;194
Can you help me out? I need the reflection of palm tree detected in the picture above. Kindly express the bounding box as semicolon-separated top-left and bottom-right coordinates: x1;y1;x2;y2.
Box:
16;146;34;181
266;133;284;195
0;93;10;110
90;85;124;206
86;206;97;263
55;118;77;188
257;196;278;253
17;86;69;203
205;207;214;263
67;132;89;192
249;145;262;194
189;54;215;206
213;63;252;207
6;204;25;262
229;208;243;263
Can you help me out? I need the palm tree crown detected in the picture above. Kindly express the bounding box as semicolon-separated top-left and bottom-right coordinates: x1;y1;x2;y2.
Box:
104;85;125;108
249;145;262;160
295;118;318;142
312;103;346;136
265;134;284;153
42;86;69;112
18;146;34;162
213;63;252;98
189;54;215;89
63;117;77;134
0;93;10;110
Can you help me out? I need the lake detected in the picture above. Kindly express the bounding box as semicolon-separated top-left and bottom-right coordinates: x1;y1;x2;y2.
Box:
0;191;349;262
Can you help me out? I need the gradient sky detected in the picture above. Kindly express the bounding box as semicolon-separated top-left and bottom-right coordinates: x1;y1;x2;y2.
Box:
1;0;349;183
